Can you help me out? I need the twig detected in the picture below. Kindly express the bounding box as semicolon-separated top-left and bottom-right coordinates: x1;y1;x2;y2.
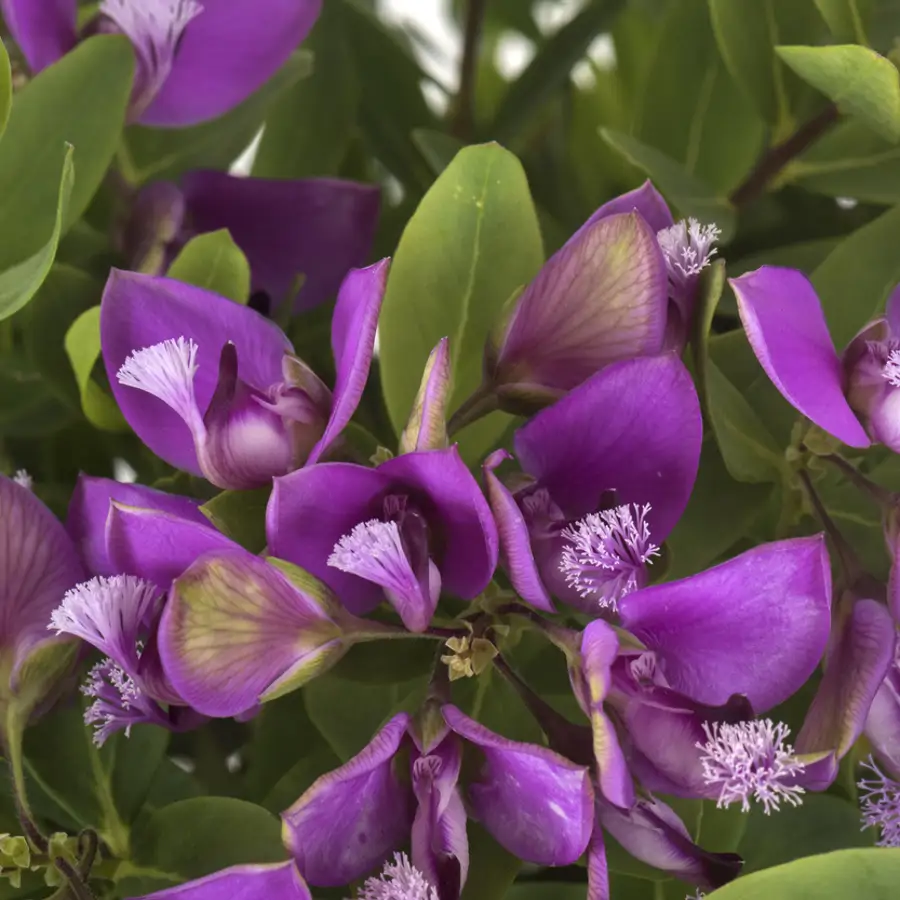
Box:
729;104;840;207
452;0;488;140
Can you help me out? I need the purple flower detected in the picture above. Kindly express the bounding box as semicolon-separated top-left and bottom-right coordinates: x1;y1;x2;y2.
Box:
859;756;900;847
357;853;439;900
729;266;873;448
101;260;386;489
267;446;498;632
49;574;195;744
123;172;380;312
66;473;212;576
0;474;86;710
127;861;312;900
480;182;720;411
483;353;701;613
1;0;321;126
281;707;594;892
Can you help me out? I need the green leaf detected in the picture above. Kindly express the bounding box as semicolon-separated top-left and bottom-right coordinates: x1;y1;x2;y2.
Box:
412;128;466;176
0;144;73;322
459;825;521;900
691;259;727;417
199;487;270;553
123;51;311;183
708;0;824;129
634;0;764;194
707;847;899;899
64;306;128;431
253;3;358;178
778;44;900;142
786;119;900;203
811;202;900;348
814;0;869;42
167;229;251;304
378;143;543;463
706;359;786;484
338;0;437;191
489;0;627;144
0;39;11;141
22;264;103;408
0;35;133;271
600;129;737;238
304;672;429;761
328;638;438;685
129;797;286;885
738;785;872;876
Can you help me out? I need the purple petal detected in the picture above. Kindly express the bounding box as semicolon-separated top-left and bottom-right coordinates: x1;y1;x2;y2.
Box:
597;797;742;891
180;172;380;309
866;663;900;777
306;259;389;466
268;463;391;614
411;734;468;893
131;862;311;900
731;267;870;448
585;181;674;234
482;450;554;613
101;270;292;474
106;503;233;588
159;549;342;716
282;714;414;886
515;353;701;541
66;475;207;576
0;475;85;680
619;536;832;713
378;448;498;600
579;621;634;808
887;284;900;336
586;825;609;900
140;0;321;126
797;598;895;760
443;704;594;866
0;0;77;72
494;212;667;394
400;338;452;455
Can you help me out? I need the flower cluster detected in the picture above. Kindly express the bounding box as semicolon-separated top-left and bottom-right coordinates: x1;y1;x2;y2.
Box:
1;6;899;894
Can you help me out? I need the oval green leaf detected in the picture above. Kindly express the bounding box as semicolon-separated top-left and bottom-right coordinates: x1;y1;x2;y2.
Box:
378;142;544;461
708;847;900;898
0;35;133;272
777;44;900;142
167;229;251;304
0;38;11;141
0;145;73;321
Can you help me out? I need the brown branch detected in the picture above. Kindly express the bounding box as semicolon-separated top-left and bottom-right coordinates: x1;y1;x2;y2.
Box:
451;0;488;140
729;104;840;208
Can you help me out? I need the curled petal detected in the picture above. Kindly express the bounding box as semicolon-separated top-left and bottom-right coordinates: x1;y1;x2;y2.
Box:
731;267;870;448
307;259;389;465
597;797;742;891
283;714;414;886
578;620;634;809
400;338;452;455
618;537;832;713
66;474;207;576
866;665;900;778
493;212;667;395
101;270;292;474
106;503;233;589
130;861;311;900
180;172;380;310
482;450;554;613
140;0;322;127
515;353;702;541
443;705;594;866
159;549;343;716
797;598;896;760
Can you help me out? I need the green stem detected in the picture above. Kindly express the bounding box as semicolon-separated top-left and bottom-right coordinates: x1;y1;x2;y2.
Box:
447;387;500;437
